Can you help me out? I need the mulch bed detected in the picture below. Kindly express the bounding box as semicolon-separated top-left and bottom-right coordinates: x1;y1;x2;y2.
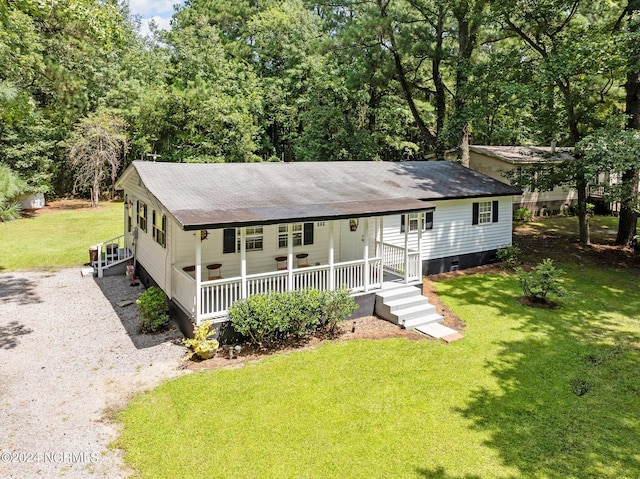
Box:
185;316;431;371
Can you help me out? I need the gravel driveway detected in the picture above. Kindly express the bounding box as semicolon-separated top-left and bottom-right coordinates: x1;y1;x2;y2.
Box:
0;269;186;478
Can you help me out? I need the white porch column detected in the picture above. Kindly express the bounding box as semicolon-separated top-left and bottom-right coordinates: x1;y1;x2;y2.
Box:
328;221;335;290
378;216;384;286
240;227;247;299
195;231;202;325
363;217;370;292
287;223;293;291
417;212;424;281
404;214;410;284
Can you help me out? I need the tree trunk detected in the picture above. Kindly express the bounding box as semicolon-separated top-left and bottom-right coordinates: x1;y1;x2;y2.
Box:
616;2;640;246
576;174;590;245
453;3;481;167
457;125;470;167
616;168;639;246
433;5;447;161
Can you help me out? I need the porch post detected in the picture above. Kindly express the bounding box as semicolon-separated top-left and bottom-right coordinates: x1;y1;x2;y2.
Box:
240;227;247;299
195;231;202;325
363;217;370;292
378;216;384;286
97;243;103;278
404;214;409;284
287;223;293;291
328;221;335;290
417;212;423;281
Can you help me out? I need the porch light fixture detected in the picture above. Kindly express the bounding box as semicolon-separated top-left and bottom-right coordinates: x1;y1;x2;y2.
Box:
200;230;209;241
349;219;359;231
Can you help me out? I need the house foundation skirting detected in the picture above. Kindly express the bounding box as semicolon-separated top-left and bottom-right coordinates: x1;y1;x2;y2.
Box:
423;249;499;275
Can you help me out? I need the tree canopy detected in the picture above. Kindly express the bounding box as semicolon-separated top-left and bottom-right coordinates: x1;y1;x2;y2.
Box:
0;0;637;235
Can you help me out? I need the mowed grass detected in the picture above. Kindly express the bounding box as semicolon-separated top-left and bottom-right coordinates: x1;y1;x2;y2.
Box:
0;201;122;271
117;263;640;479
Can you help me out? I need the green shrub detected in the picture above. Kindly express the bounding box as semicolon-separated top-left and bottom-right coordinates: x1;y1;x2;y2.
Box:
323;288;359;333
513;207;532;221
516;259;566;304
497;244;521;270
183;322;219;360
136;286;170;333
228;288;358;345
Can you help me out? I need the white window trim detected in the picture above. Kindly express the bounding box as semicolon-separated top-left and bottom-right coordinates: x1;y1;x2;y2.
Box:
478;201;492;224
278;223;303;249
237;226;263;252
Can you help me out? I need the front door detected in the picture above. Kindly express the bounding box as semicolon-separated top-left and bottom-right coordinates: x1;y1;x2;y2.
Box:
340;218;364;262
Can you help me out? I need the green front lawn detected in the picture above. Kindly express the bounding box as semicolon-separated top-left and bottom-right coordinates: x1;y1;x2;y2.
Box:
117;263;640;479
0;201;122;271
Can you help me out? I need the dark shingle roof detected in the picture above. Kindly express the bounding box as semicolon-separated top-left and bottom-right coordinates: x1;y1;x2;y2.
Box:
118;160;521;230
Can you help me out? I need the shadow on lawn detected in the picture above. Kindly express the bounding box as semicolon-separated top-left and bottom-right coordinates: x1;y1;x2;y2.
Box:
415;466;486;479
440;273;640;478
0;274;41;305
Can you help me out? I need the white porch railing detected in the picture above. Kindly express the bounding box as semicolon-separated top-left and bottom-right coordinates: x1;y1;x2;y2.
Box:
95;233;133;278
172;257;383;321
381;242;421;282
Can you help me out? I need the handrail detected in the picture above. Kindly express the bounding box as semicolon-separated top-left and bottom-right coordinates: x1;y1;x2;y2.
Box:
193;257;385;320
95;233;133;278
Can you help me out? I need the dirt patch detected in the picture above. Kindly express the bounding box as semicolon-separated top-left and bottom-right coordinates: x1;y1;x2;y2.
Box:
22;198;118;217
513;220;640;270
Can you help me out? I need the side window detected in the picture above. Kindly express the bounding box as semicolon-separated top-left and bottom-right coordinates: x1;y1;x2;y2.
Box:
152;210;166;248
137;201;147;233
400;212;433;232
472;201;499;225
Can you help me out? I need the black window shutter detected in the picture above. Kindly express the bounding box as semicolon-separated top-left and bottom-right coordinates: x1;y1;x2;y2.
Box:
400;214;406;233
425;212;434;230
223;228;236;253
303;222;314;245
472;202;479;225
492;200;499;223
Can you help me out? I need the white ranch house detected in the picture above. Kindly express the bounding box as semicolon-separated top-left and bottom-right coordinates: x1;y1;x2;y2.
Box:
100;161;520;336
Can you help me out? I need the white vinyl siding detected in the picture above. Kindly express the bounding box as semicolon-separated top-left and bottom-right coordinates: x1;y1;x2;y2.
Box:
172;221;341;280
119;171;172;294
383;198;512;260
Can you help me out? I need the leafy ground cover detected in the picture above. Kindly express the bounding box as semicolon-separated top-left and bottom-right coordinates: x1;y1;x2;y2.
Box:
116;216;640;479
0;200;122;271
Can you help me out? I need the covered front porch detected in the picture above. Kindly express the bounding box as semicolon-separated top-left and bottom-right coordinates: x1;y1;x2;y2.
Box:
171;216;424;324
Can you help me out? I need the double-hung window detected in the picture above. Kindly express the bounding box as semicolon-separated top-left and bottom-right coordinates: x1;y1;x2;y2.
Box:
472;200;499;225
236;226;263;252
278;223;303;248
152;211;166;247
401;212;434;232
137;201;147;233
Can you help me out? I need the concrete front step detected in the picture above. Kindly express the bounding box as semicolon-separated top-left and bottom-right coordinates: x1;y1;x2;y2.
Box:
375;285;443;329
403;313;446;329
375;285;423;302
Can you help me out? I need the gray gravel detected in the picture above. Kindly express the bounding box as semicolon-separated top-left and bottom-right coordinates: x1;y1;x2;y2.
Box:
0;268;187;478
